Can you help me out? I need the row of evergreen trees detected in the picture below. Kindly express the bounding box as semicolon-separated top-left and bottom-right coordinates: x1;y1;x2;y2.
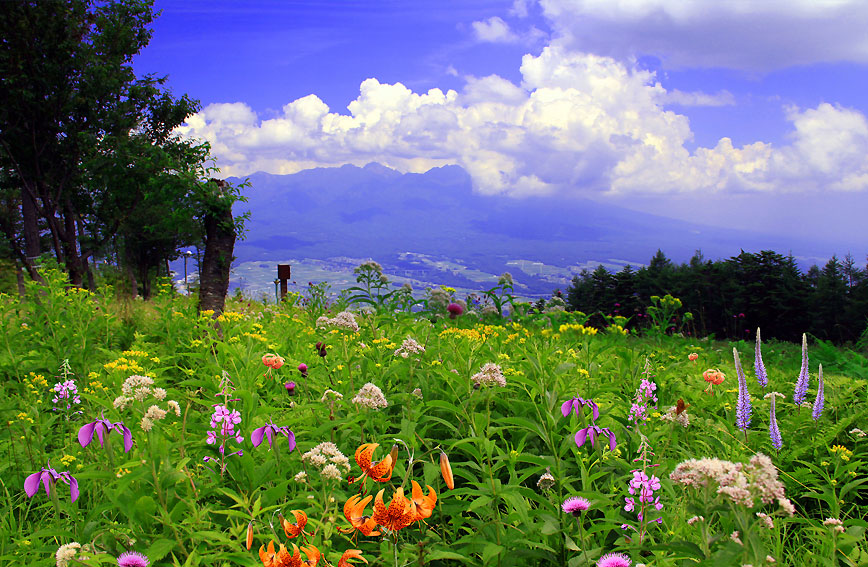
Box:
564;249;868;344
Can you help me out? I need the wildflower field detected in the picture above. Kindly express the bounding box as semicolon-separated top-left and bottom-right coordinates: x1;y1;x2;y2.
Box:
2;267;868;567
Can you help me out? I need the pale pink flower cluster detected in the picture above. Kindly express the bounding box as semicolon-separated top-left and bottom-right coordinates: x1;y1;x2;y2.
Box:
824;518;845;534
660;405;690;427
316;311;360;332
302;442;351;479
352;382;388;409
686;515;704;525
670;453;794;515
471;363;506;388
394;337;425;358
115;375;180;430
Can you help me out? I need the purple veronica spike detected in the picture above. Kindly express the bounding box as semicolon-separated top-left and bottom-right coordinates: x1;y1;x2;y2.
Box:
250;422;296;450
561;397;600;421
734;349;751;431
78;415;133;452
794;333;810;405
755;327;767;388
24;464;79;503
812;364;825;421
769;394;782;450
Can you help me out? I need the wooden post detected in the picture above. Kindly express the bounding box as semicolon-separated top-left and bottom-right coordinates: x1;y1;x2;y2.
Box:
277;264;291;300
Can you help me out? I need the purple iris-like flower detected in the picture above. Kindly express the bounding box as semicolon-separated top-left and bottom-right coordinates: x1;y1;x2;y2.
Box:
24;463;79;503
794;333;810;405
250;422;296;450
561;397;600;421
734;349;751;431
78;414;133;452
755;327;767;388
574;425;617;451
812;364;825;421
769;394;783;450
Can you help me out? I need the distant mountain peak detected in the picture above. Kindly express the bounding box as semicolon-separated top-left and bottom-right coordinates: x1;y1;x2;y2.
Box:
362;162;400;177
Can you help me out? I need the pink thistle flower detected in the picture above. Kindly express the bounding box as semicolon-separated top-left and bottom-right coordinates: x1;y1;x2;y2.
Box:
597;552;631;567
447;302;464;318
117;551;150;567
562;496;591;515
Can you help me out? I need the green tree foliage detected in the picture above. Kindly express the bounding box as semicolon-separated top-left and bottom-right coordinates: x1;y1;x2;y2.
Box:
565;249;868;344
0;0;246;297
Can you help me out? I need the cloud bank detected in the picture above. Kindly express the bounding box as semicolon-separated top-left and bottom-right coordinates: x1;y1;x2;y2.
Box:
179;46;868;198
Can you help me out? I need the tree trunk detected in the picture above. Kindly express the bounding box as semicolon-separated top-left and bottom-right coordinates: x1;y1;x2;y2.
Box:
21;185;40;260
198;181;236;316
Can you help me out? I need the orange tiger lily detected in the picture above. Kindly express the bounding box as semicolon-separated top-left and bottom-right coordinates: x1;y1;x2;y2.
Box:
338;549;367;567
440;451;454;490
339;494;381;537
282;510;308;539
372;487;417;532
258;542;320;567
353;443;394;483
410;480;437;520
246;520;254;550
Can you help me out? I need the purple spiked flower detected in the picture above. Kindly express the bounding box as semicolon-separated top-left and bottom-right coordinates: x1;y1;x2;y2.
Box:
117;551;150;567
794;333;810;406
734;349;751;432
562;496;591;515
561;397;600;421
23;463;79;503
767;392;783;450
250;422;296;450
755;327;767;388
78;413;133;452
812;364;825;421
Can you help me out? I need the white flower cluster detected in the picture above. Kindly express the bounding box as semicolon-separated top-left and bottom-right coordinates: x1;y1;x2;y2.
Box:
394;337;425;358
316;311;360;332
352;382;388;410
660;405;690;427
114;375;181;431
55;543;81;567
301;442;351;481
471;363;506;388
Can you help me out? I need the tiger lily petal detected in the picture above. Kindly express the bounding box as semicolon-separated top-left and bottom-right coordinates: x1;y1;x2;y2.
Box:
338;549;367;567
354;443;394;483
372;487;417;532
410;480;437;520
300;544;321;566
282;509;308;539
340;494;380;537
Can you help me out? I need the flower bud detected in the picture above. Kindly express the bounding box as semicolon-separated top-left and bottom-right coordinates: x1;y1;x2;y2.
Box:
440;451;454;490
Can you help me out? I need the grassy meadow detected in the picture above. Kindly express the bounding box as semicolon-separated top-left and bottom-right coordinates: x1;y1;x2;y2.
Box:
1;265;867;567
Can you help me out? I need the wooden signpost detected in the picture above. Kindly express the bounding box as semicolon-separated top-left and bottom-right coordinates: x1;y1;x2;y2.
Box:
277;264;291;301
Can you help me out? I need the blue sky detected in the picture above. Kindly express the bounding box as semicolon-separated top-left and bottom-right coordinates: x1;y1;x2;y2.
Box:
135;0;868;250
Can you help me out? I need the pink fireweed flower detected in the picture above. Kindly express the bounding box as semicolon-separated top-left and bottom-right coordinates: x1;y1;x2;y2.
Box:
597;552;631;567
24;463;79;503
251;422;296;451
78;413;133;452
562;496;591;515
117;551;149;567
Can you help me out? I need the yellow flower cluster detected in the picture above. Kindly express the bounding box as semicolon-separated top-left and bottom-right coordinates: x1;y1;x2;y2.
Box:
558;323;598;335
372;337;398;349
84;379;109;395
9;412;34;426
830;445;853;461
122;350;149;358
439;327;491;343
24;372;49;394
503;367;524;377
216;311;245;323
241;331;269;343
607;324;629;336
104;357;144;374
59;454;76;467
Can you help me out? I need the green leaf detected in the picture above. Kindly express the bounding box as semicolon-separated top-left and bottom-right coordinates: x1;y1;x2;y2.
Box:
147;539;175;563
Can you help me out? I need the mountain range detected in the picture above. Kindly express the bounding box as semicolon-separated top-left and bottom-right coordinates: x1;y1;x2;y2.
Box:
224;163;847;299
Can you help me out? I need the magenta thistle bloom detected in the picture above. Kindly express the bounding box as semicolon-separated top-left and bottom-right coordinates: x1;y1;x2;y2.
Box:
597;552;631;567
755;327;767;388
117;551;150;567
562;496;591;515
285;381;297;395
794;333;810;405
78;414;133;452
297;363;308;377
812;364;825;421
733;349;751;431
250;422;296;450
447;302;464;318
24;464;79;503
561;397;600;421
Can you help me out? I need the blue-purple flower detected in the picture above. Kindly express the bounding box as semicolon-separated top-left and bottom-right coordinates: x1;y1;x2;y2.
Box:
24;463;79;502
734;349;751;431
574;425;617;451
794;333;810;406
812;364;825;421
78;414;133;452
755;327;767;389
765;392;783;450
251;422;296;450
561;397;599;421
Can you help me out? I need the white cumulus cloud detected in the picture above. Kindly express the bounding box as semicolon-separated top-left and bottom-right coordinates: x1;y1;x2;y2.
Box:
179;47;868;197
472;16;519;43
